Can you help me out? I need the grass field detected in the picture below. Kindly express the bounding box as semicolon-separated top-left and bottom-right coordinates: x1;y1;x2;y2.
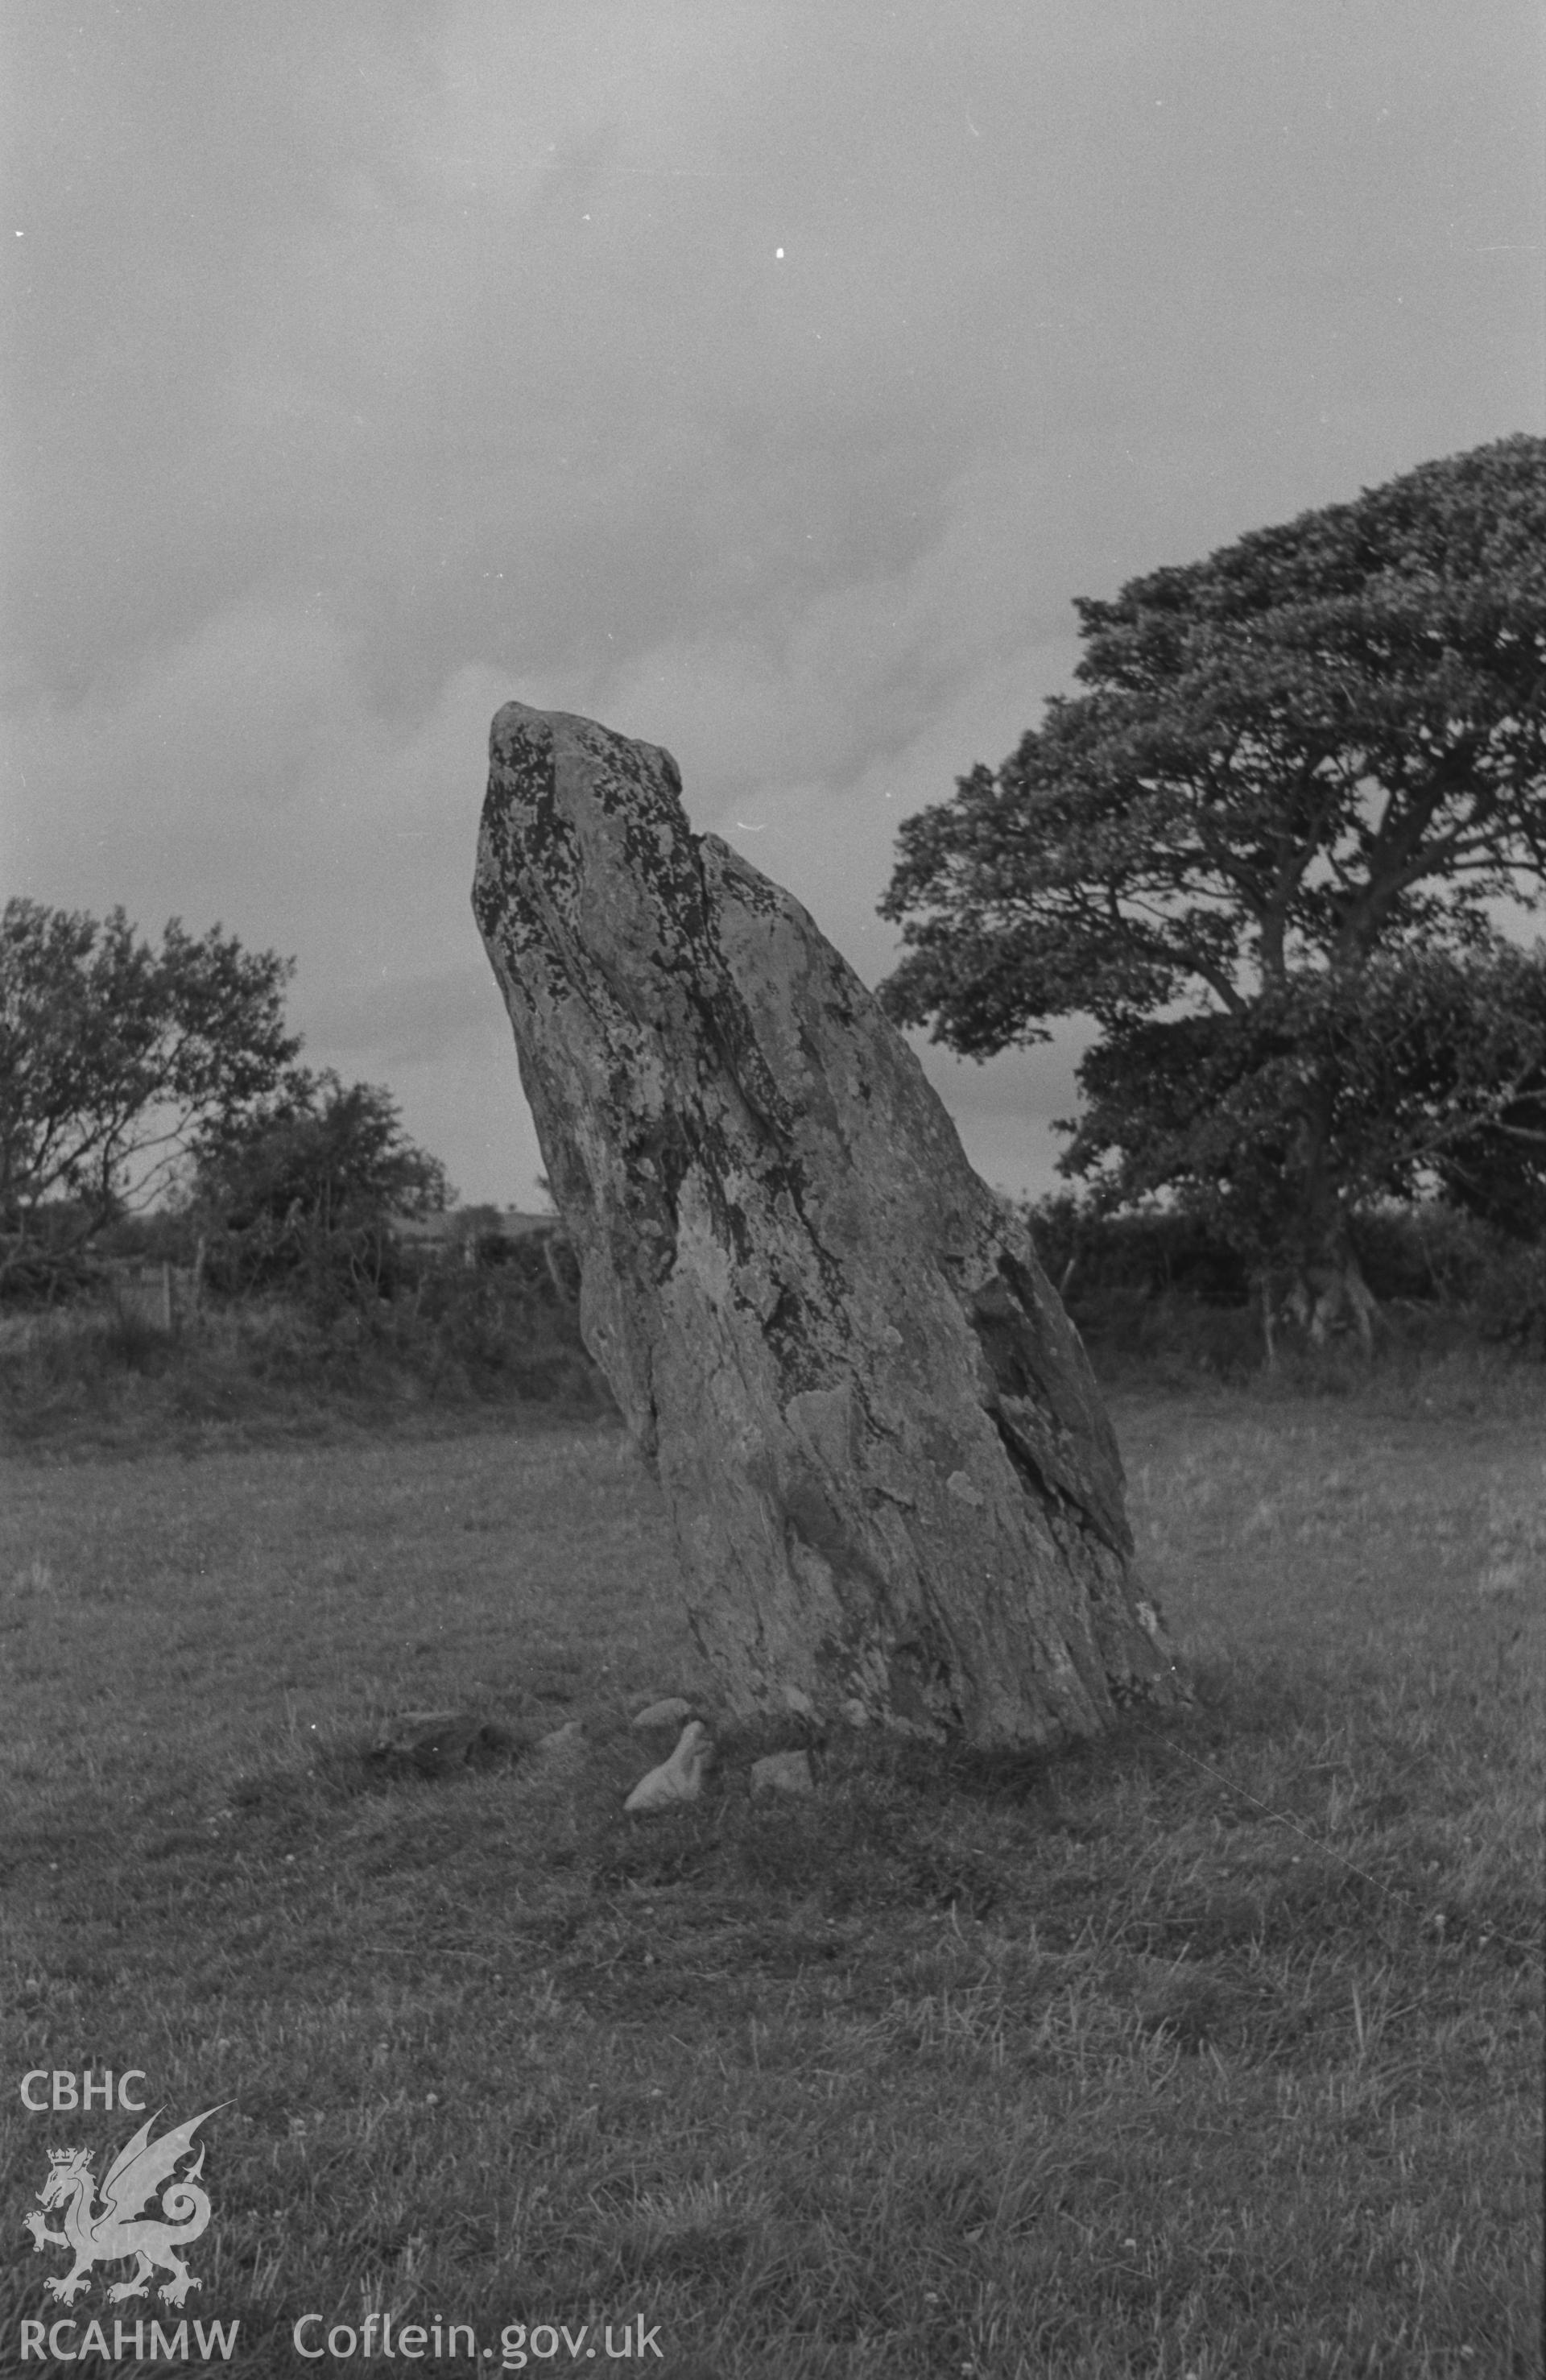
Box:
2;1374;1542;2379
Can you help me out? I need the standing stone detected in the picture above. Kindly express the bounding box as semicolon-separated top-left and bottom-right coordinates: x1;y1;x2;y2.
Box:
473;702;1183;1749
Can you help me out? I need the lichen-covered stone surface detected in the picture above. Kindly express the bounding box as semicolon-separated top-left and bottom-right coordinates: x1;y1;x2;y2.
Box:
473;702;1183;1747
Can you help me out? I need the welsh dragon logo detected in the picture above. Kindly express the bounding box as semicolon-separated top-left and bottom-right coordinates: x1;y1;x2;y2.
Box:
23;2105;224;2308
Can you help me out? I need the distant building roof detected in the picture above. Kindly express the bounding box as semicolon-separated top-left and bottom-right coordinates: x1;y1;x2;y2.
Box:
493;1209;561;1239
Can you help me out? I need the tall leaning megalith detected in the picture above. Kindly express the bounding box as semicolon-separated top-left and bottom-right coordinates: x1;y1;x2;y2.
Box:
473;702;1183;1747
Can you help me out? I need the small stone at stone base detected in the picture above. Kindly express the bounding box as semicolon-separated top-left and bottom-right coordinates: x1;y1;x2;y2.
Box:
632;1696;693;1730
750;1751;815;1797
624;1720;713;1813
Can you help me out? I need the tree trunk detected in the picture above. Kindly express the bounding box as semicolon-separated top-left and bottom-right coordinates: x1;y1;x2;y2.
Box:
1284;1252;1376;1352
1258;1271;1279;1371
1273;1075;1378;1356
473;703;1185;1749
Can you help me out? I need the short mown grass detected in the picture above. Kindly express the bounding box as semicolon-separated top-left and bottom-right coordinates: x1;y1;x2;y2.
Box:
1;1376;1541;2378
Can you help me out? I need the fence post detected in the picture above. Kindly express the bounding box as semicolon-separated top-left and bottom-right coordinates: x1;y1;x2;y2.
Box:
161;1260;173;1334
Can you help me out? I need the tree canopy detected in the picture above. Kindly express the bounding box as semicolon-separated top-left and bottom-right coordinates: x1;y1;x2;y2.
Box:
876;435;1546;1333
1428;954;1546;1241
0;899;300;1292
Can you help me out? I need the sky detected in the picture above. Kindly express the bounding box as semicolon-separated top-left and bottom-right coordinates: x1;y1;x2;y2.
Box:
3;0;1543;1213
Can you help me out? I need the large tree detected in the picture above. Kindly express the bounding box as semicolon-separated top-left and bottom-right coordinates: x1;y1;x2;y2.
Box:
876;436;1546;1336
0;899;300;1293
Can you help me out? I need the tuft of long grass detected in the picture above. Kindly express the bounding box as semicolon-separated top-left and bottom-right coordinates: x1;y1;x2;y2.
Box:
1;1389;1540;2376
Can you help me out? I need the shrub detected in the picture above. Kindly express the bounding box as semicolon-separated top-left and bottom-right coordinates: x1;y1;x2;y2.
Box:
0;1226;615;1451
1019;1192;1545;1375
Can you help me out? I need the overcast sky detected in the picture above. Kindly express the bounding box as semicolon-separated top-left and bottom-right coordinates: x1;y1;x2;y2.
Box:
4;1;1542;1211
